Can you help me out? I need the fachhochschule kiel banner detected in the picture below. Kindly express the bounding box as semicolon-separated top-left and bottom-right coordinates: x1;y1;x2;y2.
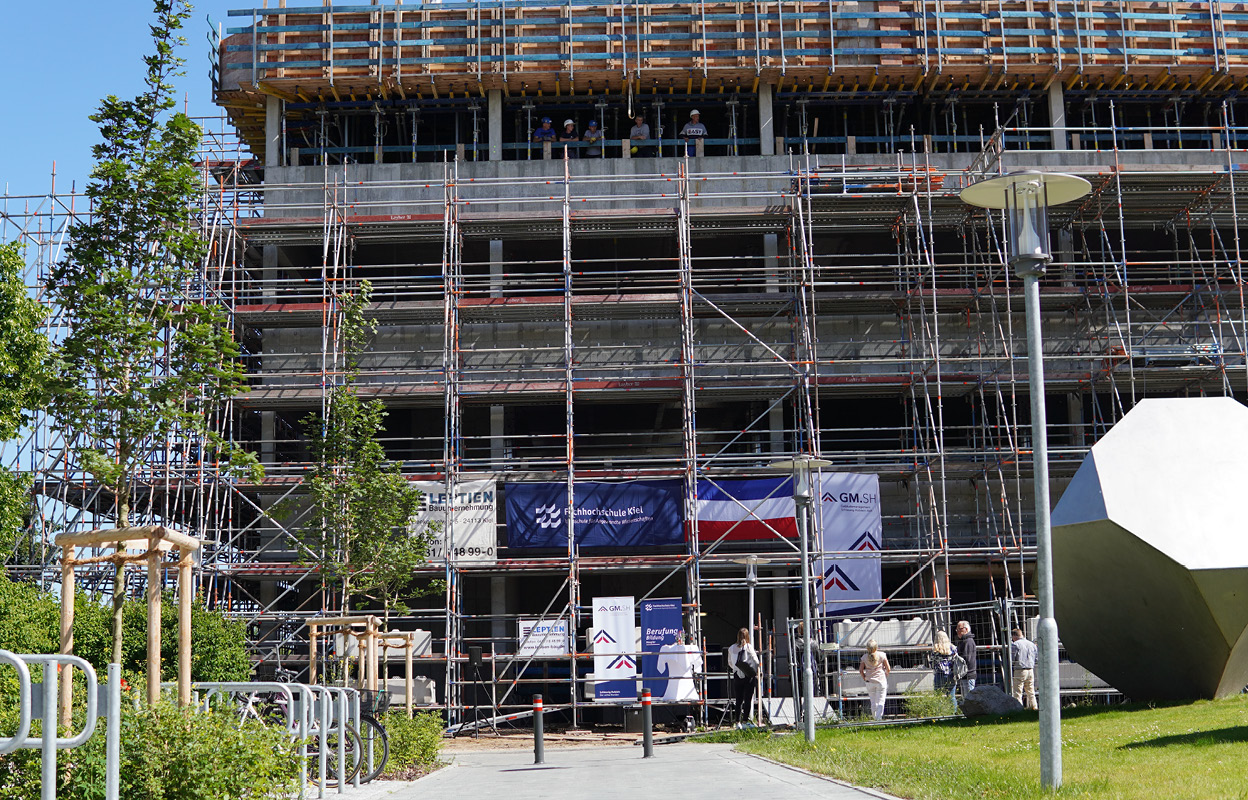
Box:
505;480;682;549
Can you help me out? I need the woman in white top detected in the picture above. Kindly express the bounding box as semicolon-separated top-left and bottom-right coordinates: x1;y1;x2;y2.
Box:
726;627;760;724
858;639;891;720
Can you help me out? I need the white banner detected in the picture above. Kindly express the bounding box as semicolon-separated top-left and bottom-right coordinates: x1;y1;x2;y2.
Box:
817;473;883;614
591;596;636;702
517;618;571;659
413;480;497;563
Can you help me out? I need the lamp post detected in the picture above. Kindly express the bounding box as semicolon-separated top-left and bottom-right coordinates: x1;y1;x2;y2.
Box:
960;171;1091;791
770;455;831;743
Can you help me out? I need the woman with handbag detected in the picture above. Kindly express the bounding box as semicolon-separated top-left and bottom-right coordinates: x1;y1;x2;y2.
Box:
726;627;760;724
931;630;957;699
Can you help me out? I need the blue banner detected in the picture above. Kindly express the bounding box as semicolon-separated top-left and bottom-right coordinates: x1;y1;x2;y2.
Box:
505;480;684;549
640;598;684;699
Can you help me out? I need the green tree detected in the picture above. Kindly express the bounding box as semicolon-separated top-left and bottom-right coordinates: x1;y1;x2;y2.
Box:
45;0;261;665
302;281;436;620
0;241;50;561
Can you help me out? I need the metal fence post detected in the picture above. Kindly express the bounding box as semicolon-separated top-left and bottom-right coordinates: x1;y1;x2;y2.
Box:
533;694;544;764
641;689;654;758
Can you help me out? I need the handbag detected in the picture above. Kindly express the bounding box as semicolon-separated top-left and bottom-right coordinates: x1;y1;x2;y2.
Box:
735;647;758;680
951;652;969;681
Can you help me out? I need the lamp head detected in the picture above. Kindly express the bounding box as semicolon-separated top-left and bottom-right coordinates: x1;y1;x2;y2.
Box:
960;171;1091;279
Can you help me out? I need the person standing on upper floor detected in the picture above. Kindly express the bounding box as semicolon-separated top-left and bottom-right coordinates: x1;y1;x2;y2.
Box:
557;119;580;157
532;117;557;144
629;113;652;157
680;109;707;156
583;120;604;158
1010;627;1038;710
955;620;977;696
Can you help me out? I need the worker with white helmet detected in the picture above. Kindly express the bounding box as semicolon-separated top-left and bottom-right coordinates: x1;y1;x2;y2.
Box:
680;109;708;140
558;118;580;158
679;109;708;156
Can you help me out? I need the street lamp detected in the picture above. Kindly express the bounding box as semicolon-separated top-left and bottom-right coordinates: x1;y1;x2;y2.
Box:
769;455;832;743
960;171;1091;791
731;554;772;725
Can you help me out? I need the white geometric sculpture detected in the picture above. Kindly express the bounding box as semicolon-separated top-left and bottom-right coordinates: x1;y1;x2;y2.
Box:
1052;397;1248;700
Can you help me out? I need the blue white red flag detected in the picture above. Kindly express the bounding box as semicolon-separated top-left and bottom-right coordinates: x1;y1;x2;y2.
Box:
694;477;797;542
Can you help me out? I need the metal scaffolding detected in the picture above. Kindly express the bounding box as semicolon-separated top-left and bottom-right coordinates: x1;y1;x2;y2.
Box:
5;104;1248;720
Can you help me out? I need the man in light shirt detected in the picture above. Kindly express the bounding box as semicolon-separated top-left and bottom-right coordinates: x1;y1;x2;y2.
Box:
1010;627;1038;709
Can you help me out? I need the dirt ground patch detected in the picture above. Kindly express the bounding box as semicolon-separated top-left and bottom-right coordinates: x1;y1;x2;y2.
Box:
442;725;643;751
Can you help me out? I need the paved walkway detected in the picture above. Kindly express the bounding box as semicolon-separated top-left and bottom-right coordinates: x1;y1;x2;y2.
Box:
340;743;901;800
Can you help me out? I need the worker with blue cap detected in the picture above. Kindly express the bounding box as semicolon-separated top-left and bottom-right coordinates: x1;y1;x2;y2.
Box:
532;117;556;143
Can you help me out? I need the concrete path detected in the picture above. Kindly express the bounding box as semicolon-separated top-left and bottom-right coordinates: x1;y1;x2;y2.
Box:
342;743;901;800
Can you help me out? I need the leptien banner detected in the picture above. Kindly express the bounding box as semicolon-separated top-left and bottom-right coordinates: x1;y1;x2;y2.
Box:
517;617;571;659
413;479;497;563
505;480;682;549
816;473;883;615
591;596;636;702
640;598;683;698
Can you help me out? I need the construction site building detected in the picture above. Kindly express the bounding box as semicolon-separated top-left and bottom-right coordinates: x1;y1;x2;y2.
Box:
7;1;1248;724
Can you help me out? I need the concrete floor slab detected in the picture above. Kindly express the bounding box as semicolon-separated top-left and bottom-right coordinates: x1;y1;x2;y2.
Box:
347;743;900;800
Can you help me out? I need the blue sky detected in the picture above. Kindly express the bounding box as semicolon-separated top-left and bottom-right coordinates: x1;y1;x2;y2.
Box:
0;0;243;202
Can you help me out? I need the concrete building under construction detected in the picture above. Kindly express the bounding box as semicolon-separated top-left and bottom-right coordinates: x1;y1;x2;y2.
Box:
7;1;1248;724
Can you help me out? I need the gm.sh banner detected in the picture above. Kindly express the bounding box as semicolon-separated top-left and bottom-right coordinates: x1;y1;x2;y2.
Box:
591;596;636;702
412;480;497;563
817;472;883;616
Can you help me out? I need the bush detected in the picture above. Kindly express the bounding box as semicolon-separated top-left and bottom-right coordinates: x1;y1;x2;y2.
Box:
0;576;250;684
0;700;301;800
904;689;959;718
381;710;443;777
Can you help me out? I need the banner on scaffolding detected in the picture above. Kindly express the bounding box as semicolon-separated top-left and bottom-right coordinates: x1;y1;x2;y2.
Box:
412;480;497;563
517;617;571;659
591;596;637;702
693;476;797;543
816;472;883;615
640;598;684;700
504;480;683;549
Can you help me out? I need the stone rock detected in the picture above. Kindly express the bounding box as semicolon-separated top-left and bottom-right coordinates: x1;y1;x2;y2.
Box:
1052;397;1248;701
960;685;1024;717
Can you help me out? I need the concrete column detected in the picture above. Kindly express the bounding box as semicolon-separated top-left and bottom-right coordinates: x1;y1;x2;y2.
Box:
489;239;504;298
758;82;776;156
265;95;282;167
772;584;792;694
1048;83;1068;151
1067;393;1086;449
491;576;508;644
488;89;503;161
764;233;780;294
490;404;505;466
769;402;785;453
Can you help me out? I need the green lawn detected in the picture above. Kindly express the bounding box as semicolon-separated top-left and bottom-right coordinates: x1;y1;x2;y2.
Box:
727;694;1248;800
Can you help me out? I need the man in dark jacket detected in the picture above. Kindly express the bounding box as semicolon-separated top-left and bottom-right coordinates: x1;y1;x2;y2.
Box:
955;620;977;695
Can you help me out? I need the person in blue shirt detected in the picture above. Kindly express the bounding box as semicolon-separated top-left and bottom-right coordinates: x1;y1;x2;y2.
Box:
532;117;556;143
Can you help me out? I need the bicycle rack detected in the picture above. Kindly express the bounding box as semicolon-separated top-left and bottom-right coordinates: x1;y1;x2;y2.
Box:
183;680;364;798
0;650;109;800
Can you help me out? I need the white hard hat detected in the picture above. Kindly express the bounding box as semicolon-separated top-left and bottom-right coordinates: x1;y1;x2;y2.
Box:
564;119;575;126
690;109;700;116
